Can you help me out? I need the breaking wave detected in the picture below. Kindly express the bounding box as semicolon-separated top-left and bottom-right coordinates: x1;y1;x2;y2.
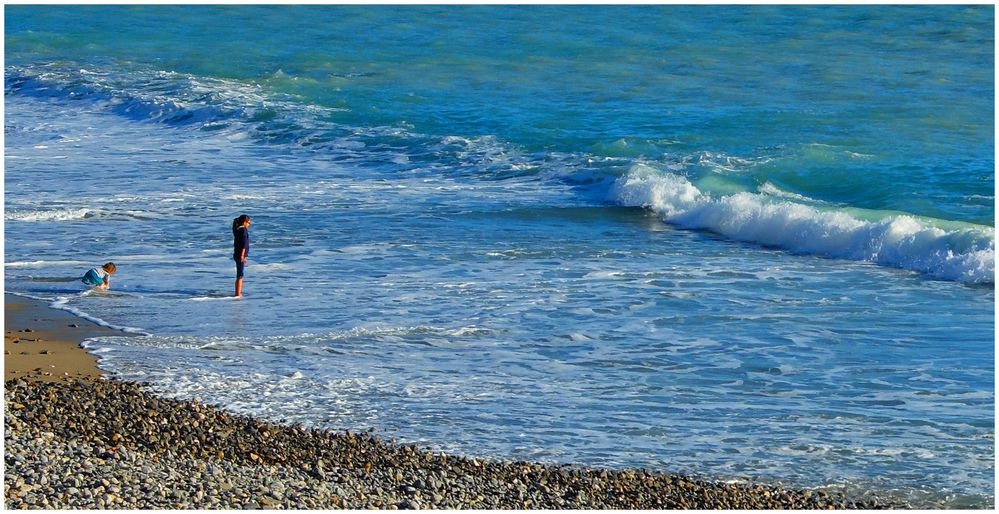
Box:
612;164;994;284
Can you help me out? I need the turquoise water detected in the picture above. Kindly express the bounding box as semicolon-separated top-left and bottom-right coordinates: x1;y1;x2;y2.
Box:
5;5;994;507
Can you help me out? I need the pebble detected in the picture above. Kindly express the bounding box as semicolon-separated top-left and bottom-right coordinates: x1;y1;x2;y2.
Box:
4;379;907;510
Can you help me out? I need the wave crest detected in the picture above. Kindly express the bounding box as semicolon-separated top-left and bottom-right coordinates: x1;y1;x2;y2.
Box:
612;165;995;283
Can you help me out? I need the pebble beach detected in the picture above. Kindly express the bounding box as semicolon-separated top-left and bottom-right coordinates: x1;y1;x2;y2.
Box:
3;298;908;510
5;379;905;510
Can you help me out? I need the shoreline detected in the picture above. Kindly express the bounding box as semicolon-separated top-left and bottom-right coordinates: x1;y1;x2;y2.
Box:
4;295;911;509
4;293;117;382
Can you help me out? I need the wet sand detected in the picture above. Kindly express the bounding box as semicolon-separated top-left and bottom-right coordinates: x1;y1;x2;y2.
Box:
4;293;116;382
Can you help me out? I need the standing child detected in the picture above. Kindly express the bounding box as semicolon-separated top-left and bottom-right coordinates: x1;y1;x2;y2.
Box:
82;262;116;290
232;214;251;297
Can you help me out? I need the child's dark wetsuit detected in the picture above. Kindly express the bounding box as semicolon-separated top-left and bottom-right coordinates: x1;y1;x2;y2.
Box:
233;225;250;278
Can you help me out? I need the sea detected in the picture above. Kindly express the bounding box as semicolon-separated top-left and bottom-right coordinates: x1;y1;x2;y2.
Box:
3;5;994;508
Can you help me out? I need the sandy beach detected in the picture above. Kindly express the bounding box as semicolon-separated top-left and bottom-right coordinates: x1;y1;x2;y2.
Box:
4;293;115;382
3;295;906;509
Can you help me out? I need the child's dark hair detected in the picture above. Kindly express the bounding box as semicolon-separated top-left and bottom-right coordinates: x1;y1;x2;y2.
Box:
232;214;251;232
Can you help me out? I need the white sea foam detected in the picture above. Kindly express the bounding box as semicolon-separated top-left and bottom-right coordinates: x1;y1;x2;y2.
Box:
5;291;148;335
583;271;624;280
612;165;995;283
696;151;773;173
49;295;151;335
5;207;93;221
5;259;87;267
758;182;818;203
189;295;240;302
253;263;292;271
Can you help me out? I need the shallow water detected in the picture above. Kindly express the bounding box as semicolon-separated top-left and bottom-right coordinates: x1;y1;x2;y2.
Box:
5;5;994;508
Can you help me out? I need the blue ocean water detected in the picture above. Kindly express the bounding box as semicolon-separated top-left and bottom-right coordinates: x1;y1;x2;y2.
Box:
4;5;994;508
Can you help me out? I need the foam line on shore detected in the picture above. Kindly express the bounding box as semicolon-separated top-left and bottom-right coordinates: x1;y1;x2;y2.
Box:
8;291;152;336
